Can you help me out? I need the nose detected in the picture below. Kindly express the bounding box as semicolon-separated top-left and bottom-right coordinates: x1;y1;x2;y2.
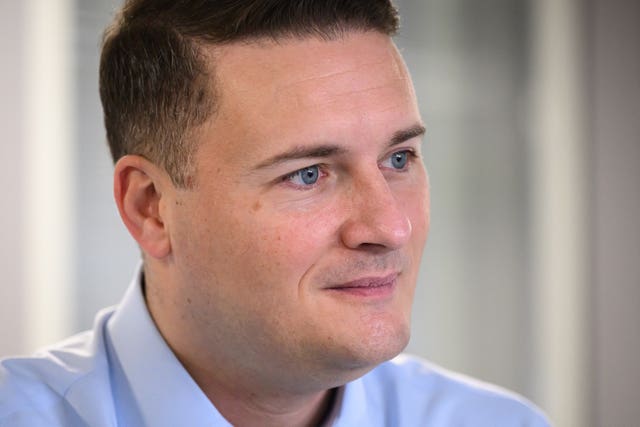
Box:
339;171;412;251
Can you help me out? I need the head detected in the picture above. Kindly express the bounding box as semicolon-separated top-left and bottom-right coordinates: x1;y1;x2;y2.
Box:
103;0;430;395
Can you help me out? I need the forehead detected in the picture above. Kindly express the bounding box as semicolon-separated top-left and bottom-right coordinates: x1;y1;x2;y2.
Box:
218;32;413;104
217;32;407;90
198;32;419;165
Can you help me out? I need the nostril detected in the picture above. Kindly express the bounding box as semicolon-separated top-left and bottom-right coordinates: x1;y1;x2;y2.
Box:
357;242;390;252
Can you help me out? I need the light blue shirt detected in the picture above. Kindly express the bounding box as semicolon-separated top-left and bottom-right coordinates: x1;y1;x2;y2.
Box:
0;268;550;426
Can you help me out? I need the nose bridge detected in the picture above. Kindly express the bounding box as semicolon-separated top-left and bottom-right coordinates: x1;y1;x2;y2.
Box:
341;167;412;249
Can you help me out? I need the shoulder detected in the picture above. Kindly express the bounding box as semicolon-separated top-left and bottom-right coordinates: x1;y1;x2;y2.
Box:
361;354;551;427
0;309;115;427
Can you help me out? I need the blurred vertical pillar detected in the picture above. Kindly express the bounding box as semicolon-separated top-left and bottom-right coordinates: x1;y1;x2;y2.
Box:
591;0;640;425
530;0;590;425
22;0;75;351
0;3;26;356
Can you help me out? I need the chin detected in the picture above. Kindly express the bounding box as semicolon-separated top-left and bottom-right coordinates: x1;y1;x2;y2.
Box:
292;321;410;391
335;319;411;374
364;325;410;364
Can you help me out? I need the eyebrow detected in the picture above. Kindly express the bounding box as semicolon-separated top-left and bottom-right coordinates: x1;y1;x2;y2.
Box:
390;124;426;146
253;145;347;170
253;123;426;170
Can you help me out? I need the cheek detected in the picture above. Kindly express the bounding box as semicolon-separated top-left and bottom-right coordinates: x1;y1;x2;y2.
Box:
254;211;339;271
213;205;340;295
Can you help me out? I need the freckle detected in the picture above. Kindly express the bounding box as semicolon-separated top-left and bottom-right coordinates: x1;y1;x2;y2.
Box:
252;201;262;212
187;297;192;304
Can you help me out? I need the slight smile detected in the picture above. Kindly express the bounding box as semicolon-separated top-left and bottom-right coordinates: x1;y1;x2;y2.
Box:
326;273;399;299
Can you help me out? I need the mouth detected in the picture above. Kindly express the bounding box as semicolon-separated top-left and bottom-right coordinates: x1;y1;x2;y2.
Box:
325;273;398;299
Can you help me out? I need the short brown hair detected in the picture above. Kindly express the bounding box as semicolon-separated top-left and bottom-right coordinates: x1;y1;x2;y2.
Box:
99;0;400;187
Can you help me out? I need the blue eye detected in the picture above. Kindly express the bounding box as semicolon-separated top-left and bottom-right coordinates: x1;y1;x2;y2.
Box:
390;151;409;169
299;166;319;185
287;165;320;186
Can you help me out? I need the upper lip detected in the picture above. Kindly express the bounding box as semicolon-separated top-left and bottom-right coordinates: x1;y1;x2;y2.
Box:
326;272;399;289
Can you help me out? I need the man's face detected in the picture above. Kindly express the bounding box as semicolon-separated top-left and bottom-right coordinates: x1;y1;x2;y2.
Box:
168;31;429;390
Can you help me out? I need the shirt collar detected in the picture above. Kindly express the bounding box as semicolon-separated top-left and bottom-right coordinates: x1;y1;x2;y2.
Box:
106;264;232;427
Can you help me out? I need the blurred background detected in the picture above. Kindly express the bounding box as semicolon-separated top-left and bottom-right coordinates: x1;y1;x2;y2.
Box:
0;0;638;426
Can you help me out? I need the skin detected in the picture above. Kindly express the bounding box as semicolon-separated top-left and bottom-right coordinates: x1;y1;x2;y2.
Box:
114;31;430;426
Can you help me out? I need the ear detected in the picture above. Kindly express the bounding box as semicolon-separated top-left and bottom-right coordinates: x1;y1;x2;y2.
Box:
113;155;173;259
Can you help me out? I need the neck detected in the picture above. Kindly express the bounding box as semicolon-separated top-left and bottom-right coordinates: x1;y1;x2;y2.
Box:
181;355;338;427
213;388;337;427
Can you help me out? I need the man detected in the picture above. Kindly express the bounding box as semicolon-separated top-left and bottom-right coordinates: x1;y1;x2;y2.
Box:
0;1;550;426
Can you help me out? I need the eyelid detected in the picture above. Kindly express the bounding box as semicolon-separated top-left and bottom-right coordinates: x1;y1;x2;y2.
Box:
379;148;418;169
281;163;328;189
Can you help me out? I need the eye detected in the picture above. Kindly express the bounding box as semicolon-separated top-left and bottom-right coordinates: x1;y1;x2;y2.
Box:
285;165;321;187
382;150;413;171
391;151;408;169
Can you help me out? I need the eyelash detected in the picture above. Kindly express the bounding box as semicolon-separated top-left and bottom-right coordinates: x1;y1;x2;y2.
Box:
381;149;418;171
282;164;328;189
282;149;418;190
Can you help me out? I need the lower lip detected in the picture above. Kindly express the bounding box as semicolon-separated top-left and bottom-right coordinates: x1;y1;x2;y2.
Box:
326;279;397;299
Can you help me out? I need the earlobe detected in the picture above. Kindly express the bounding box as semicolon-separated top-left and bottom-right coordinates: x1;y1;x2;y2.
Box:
114;155;172;259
